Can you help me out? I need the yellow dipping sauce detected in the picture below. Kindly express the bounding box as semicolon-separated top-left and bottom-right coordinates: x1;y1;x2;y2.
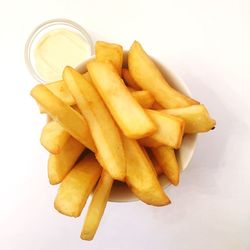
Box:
35;29;91;82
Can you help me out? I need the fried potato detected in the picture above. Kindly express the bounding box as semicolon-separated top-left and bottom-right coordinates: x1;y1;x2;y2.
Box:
81;171;113;241
128;41;198;108
46;80;75;105
131;90;155;108
154;162;164;176
152;146;179;185
63;66;126;181
87;60;156;139
151;102;163;110
40;121;70;154
82;72;92;82
30;84;96;151
163;104;216;133
122;68;141;90
139;138;162;147
140;109;185;149
39;80;74;113
146;149;163;176
123;135;170;206
54;154;102;217
95;41;123;75
48;137;85;185
41;83;154;109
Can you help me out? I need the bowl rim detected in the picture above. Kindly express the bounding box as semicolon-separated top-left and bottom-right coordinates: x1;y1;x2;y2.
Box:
76;50;197;203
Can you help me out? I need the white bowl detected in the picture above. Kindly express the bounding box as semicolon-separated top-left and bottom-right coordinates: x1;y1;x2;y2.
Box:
76;51;197;202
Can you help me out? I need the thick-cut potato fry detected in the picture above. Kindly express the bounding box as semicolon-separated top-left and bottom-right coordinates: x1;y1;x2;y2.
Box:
87;60;156;139
30;84;96;152
139;138;163;148
95;41;123;75
131;90;155;108
152;146;179;185
163;104;216;133
151;102;163;110
122;68;141;90
140;109;185;149
81;171;113;241
54;154;102;217
123;136;170;206
46;80;75;105
154;162;164;176
146;149;163;176
41;82;153;109
39;80;74;113
48;137;85;185
40;121;70;154
128;41;198;108
63;66;126;181
82;72;92;82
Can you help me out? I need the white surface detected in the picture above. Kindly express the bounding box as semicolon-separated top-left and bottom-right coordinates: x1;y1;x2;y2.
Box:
0;0;250;249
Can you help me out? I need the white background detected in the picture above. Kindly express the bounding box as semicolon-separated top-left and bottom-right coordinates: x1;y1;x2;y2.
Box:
0;0;250;249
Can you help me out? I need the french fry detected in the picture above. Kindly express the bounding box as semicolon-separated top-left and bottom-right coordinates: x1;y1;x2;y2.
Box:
46;80;75;105
41;84;155;110
95;41;123;75
63;66;126;181
30;84;96;152
146;149;163;176
39;80;74;113
48;137;85;185
40;121;70;154
82;72;92;82
81;171;113;240
139;138;162;148
87;60;156;139
152;146;179;185
122;68;141;90
154;162;164;176
151;102;163;110
140;109;185;149
54;154;102;217
131;90;155;108
162;104;216;133
128;41;198;108
123;135;170;206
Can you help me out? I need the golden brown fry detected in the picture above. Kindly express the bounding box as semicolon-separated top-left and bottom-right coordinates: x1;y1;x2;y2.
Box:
163;104;216;133
39;80;75;113
131;90;155;108
152;146;179;185
122;68;141;90
87;60;156;139
151;102;163;110
81;171;113;240
95;41;123;75
40;121;70;154
123;135;170;206
54;154;102;217
48;137;85;185
140;109;185;149
45;80;75;105
42;90;154;112
139;138;162;148
146;149;163;176
30;84;96;151
128;41;198;108
63;66;126;181
154;162;164;176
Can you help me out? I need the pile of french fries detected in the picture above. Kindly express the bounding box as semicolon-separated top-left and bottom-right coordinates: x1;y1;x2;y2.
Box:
31;40;216;240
